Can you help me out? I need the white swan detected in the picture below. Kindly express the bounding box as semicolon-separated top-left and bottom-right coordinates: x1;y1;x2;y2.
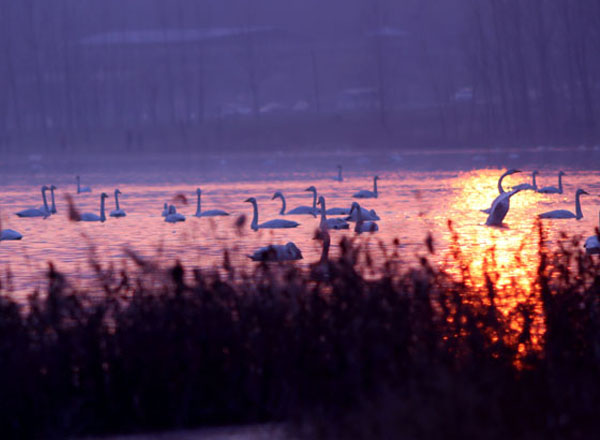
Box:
110;189;127;217
161;203;169;217
537;171;565;194
513;170;539;191
249;242;303;262
286;186;319;216
344;205;380;222
584;212;600;254
0;229;23;241
353;176;379;198
538;188;588;219
194;188;229;217
485;188;525;226
333;165;343;182
16;185;50;218
350;202;379;233
317;196;349;230
76;176;92;194
244;197;300;230
481;169;521;214
79;193;108;222
165;205;186;223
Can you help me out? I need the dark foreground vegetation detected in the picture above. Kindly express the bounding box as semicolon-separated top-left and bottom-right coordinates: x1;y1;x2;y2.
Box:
1;224;600;439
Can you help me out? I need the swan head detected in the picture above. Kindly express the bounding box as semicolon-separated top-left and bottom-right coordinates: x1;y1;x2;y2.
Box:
506;169;521;175
317;196;325;206
532;170;539;175
196;188;202;194
101;192;109;199
271;191;283;200
244;197;257;204
305;186;317;193
169;205;177;214
349;201;360;213
41;185;49;191
576;189;589;197
50;185;57;190
115;189;121;195
76;175;80;181
337;164;342;169
374;175;380;181
285;242;303;259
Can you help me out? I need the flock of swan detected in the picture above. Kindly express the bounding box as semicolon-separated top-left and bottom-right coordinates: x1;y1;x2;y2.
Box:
2;168;599;262
482;169;599;254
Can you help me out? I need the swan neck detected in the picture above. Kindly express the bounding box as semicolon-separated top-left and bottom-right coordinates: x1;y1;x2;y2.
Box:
50;188;57;212
558;174;563;192
354;205;363;231
251;201;258;230
338;168;342;181
498;172;508;194
100;197;106;222
575;192;583;219
532;173;537;190
374;178;378;195
320;199;327;222
279;194;286;215
311;190;317;210
115;192;120;211
195;192;201;216
321;235;330;263
41;188;49;212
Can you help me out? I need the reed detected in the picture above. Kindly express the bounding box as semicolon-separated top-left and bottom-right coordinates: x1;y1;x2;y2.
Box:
0;222;599;439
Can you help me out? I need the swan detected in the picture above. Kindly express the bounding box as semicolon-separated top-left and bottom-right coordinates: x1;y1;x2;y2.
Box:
333;165;343;182
538;188;588;219
481;169;521;214
512;170;539;191
79;192;108;222
244;197;300;230
485;188;525;226
248;242;303;262
161;203;169;217
76;176;92;194
16;185;50;218
110;189;127;217
286;186;319;216
165;205;186;223
344;205;380;222
537;171;565;194
350;202;379;233
310;227;332;281
0;229;23;241
584;212;600;254
194;188;229;217
353;176;379;198
317;196;349;230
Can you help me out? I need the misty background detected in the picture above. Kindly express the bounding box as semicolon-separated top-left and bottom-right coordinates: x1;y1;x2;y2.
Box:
1;0;599;154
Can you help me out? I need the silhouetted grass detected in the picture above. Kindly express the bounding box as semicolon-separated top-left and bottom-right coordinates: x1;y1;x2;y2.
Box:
1;222;600;439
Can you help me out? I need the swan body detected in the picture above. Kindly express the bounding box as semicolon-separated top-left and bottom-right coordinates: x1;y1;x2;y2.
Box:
538;189;588;220
537;171;565;194
161;203;169;217
110;189;127;217
350;202;379;233
79;193;108;222
353;176;379;199
345;206;380;222
513;170;539;191
585;213;600;254
245;197;300;230
0;229;22;241
194;188;229;217
249;242;303;262
481;169;521;214
16;186;50;218
485;188;525;226
333;165;343;182
76;176;92;194
165;205;186;223
284;186;320;216
317;196;349;230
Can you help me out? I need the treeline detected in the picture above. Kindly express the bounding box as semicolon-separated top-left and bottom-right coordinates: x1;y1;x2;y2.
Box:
0;0;599;151
461;0;600;145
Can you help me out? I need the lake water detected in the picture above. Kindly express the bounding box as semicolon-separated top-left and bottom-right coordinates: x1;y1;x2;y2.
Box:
0;147;599;309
